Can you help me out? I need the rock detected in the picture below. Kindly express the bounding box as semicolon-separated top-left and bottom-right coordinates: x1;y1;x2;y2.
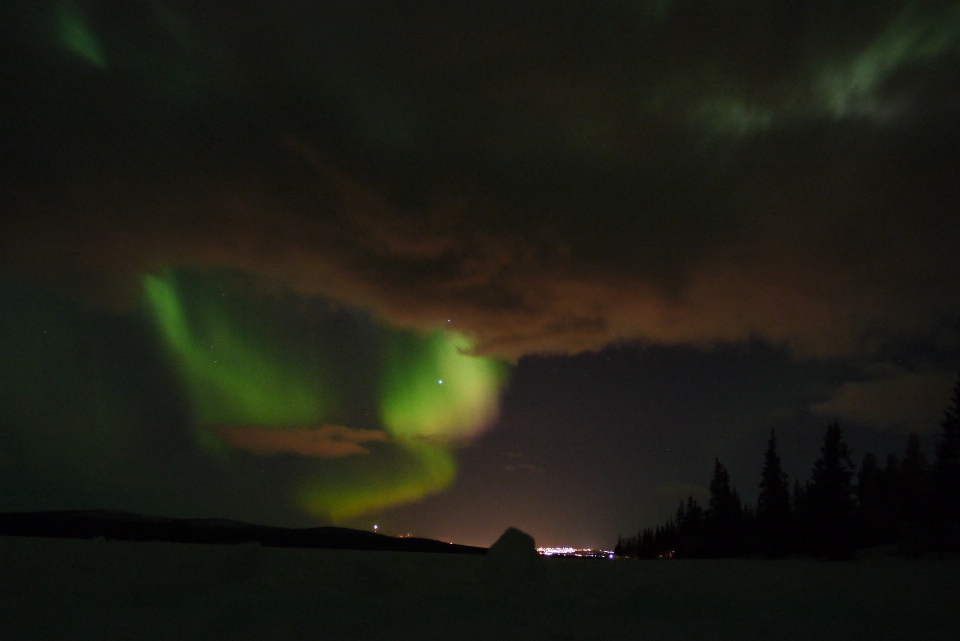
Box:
484;527;543;583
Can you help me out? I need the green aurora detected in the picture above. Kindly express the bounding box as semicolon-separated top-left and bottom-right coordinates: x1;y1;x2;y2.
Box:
298;441;457;522
142;272;508;520
143;274;328;430
381;331;508;442
58;1;107;69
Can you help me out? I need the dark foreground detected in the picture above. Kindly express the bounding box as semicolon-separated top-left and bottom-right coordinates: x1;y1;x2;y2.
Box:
1;536;958;640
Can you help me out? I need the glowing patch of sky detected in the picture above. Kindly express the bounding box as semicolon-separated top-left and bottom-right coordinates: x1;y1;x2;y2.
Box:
681;6;960;137
142;274;326;429
688;97;776;137
816;6;960;119
298;441;456;522
380;331;508;442
141;272;511;518
58;1;106;68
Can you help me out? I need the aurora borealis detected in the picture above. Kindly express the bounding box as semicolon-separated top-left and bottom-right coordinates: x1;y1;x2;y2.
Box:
143;273;329;430
379;330;507;442
59;1;107;69
2;1;960;547
137;271;507;520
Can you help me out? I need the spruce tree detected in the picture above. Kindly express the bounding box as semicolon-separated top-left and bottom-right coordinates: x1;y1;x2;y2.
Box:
900;432;931;555
640;527;655;559
791;479;809;555
740;501;758;556
677;495;705;557
757;429;791;558
934;372;960;551
706;459;743;557
807;423;857;559
879;452;903;545
856;452;883;547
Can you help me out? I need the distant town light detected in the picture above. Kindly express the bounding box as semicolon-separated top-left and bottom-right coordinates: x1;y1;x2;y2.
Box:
536;547;614;559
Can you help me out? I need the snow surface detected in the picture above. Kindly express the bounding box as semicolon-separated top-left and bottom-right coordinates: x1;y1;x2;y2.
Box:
1;536;957;640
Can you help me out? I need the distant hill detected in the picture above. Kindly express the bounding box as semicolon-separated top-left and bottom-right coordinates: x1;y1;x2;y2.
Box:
0;510;486;555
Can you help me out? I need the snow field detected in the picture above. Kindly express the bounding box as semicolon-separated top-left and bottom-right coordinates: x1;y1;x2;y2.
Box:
1;536;957;640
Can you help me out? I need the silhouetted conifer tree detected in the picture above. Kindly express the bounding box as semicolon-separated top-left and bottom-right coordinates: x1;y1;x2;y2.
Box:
856;452;885;548
757;429;791;558
615;409;960;557
616;533;641;558
740;502;758;556
663;521;679;557
791;479;805;509
899;432;932;555
791;479;810;555
653;522;680;558
640;527;656;558
934;372;960;551
675;495;705;557
807;423;857;559
706;459;743;557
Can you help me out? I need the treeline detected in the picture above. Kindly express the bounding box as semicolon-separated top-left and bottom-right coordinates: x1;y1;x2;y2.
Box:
616;372;960;560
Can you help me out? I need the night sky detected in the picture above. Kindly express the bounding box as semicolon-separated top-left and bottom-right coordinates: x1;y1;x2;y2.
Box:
2;1;960;548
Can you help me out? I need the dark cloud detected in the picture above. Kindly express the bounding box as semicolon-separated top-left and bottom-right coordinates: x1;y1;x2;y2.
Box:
504;463;543;473
2;0;960;360
208;425;390;458
812;369;956;434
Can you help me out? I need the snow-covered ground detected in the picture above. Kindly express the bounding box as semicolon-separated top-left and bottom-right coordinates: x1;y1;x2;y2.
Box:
1;536;957;640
